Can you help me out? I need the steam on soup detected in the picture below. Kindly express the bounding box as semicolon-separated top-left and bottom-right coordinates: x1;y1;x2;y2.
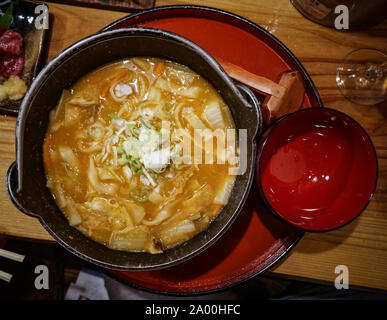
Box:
43;57;238;253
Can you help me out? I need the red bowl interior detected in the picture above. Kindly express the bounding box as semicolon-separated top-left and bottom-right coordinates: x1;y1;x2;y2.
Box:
257;108;378;231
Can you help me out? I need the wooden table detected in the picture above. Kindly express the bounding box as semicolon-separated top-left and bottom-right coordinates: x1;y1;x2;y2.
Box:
1;0;386;292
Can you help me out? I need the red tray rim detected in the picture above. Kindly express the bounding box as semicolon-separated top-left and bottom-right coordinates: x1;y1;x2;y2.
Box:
101;5;323;108
100;4;323;296
103;234;304;297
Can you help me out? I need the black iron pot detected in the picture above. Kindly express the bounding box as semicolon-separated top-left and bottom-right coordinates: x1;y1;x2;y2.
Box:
6;28;261;270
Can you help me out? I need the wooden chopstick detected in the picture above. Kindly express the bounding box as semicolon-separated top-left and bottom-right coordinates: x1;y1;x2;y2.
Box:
0;249;25;282
215;56;286;98
0;248;25;262
0;269;12;283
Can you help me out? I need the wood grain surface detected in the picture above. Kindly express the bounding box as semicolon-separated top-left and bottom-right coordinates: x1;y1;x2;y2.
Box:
0;0;386;291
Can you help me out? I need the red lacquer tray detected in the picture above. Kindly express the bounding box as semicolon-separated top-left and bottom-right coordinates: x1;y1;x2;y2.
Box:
102;5;322;295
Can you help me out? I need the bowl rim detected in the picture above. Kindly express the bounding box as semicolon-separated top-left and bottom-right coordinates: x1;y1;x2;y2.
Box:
256;106;379;232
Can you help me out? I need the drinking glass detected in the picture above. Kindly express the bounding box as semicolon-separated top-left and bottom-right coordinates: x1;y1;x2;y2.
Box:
336;48;387;105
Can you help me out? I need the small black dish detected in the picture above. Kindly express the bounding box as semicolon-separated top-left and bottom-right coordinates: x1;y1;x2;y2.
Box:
0;0;49;116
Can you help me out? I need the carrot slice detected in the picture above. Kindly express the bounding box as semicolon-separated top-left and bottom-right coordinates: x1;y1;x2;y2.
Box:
100;72;126;99
153;62;166;77
208;203;224;217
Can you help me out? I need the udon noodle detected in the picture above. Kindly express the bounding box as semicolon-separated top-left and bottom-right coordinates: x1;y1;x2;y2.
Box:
43;57;238;253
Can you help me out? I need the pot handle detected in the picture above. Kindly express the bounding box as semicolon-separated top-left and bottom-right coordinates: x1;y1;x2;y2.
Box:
235;83;262;138
6;161;39;218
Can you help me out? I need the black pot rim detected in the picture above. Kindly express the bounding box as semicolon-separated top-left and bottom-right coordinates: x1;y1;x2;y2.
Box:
11;26;261;271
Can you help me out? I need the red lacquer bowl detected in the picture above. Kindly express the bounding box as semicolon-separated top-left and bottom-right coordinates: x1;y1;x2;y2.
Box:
257;107;378;231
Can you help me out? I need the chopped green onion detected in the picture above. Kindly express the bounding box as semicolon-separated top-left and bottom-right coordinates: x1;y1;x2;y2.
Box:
126;156;143;175
108;113;119;120
140;119;156;130
132;158;142;169
127;123;139;138
129;157;142;173
118;154;129;165
130;187;150;203
116;146;124;154
149;171;158;180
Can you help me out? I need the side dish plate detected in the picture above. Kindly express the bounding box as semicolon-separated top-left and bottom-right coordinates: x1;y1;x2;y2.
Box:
0;0;48;115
